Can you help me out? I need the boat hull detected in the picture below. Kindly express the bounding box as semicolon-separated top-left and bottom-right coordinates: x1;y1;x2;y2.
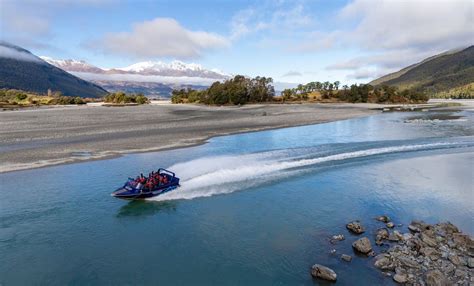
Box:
112;185;179;200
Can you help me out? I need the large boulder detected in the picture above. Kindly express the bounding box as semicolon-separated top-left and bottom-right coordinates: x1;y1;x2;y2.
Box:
310;264;337;281
352;237;372;254
346;221;365;234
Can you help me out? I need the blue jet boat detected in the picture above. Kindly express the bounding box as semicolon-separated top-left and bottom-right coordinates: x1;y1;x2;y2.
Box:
111;168;180;200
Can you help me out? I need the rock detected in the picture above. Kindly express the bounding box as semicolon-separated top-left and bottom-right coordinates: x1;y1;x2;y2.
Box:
408;224;421;233
424;270;447;286
402;233;413;241
388;232;400;242
409;220;428;233
421;233;437;247
398;255;421;269
454;269;466;277
377;215;391;223
420;247;439;259
352;237;372;254
375;256;394;270
376;228;389;245
442;222;459;234
393;273;408;284
341;254;352;262
330;234;345;243
386;222;395;228
448;253;462;265
452;233;470;248
467;257;474;268
310;264;337;281
440;261;455;275
346;221;365;234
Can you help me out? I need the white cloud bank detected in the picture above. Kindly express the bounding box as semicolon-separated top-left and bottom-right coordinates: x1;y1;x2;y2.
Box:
340;0;473;52
314;0;474;80
73;72;220;86
89;18;230;59
0;44;42;62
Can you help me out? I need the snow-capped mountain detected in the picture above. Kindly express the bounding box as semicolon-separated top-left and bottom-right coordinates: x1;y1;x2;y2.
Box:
41;57;229;79
40;56;104;73
41;56;231;98
115;60;228;79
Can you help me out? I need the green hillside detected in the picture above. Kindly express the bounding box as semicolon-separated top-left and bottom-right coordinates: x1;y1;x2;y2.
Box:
370;46;474;97
0;42;107;98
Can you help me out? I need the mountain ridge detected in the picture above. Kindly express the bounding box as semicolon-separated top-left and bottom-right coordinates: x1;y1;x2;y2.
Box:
41;57;230;79
0;42;107;98
370;46;474;96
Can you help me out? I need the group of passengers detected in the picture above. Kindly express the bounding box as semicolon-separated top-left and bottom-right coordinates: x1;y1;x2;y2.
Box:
132;171;169;191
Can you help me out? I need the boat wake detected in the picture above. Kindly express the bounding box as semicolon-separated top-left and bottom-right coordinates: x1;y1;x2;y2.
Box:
149;139;473;201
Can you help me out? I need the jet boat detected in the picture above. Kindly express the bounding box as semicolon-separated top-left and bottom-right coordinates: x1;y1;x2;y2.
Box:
111;168;180;200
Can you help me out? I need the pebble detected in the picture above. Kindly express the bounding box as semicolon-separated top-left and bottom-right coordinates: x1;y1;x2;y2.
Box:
341;254;352;262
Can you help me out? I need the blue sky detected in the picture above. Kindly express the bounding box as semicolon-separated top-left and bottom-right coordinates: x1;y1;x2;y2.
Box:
1;0;473;84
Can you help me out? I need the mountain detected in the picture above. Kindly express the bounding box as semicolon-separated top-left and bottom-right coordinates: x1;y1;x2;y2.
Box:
0;42;107;98
370;46;474;95
41;57;230;98
115;61;228;79
40;56;105;74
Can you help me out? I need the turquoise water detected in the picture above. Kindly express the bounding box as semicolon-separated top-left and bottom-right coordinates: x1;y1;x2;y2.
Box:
1;110;473;285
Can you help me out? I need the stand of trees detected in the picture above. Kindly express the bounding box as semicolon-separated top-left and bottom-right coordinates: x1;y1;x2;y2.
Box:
172;75;275;105
281;82;429;104
0;89;87;105
281;81;341;101
172;77;430;105
104;92;149;104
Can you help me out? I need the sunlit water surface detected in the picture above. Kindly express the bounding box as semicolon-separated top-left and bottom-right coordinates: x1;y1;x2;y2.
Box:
1;110;473;285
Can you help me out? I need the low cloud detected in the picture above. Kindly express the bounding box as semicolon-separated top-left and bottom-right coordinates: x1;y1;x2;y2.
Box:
0;43;42;62
72;71;221;86
88;18;229;59
282;71;303;77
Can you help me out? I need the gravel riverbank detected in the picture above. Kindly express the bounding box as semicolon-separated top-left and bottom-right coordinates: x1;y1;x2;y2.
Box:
0;103;379;173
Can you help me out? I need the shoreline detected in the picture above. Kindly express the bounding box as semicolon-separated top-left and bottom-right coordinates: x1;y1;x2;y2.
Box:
0;115;373;174
1;100;470;174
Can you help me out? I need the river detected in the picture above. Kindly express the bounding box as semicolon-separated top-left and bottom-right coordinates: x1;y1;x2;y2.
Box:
0;109;473;285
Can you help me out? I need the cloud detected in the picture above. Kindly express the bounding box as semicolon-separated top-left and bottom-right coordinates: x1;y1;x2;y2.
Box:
88;18;229;59
72;71;220;86
0;0;113;50
0;43;43;62
300;0;474;81
282;71;303;77
339;0;474;51
230;2;313;40
346;68;387;80
326;48;437;71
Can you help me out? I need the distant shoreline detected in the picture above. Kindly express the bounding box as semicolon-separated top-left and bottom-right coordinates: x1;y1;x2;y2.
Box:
0;100;469;174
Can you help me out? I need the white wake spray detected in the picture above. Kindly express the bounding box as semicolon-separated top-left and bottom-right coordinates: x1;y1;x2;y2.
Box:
149;142;460;201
